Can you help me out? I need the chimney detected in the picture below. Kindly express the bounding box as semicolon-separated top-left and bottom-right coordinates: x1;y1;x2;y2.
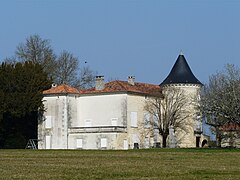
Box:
52;83;57;88
95;76;105;90
128;76;135;85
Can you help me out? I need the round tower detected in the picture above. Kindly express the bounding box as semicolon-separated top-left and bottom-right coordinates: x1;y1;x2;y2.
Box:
160;53;203;148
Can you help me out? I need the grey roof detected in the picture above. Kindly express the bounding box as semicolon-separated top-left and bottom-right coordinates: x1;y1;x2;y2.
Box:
160;54;202;86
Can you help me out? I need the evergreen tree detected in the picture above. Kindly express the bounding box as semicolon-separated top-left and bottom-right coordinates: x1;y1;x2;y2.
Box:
0;61;52;148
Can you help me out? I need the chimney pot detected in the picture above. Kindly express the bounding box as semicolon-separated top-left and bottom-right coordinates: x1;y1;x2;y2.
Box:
95;76;105;90
128;76;135;85
52;83;57;88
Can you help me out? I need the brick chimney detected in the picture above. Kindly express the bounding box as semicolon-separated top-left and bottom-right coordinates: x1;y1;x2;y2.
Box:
128;76;135;85
95;76;105;90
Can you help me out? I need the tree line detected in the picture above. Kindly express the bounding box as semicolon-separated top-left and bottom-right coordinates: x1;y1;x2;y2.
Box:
0;35;95;148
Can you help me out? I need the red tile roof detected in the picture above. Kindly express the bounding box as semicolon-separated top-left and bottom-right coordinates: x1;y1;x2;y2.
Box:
43;81;162;97
80;80;162;96
221;122;240;131
43;84;80;95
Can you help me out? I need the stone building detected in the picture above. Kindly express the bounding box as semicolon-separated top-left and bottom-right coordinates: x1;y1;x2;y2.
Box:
221;123;240;148
160;53;205;147
38;53;208;149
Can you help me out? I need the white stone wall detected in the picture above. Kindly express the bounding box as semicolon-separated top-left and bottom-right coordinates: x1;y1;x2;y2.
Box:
39;92;152;150
38;84;203;149
76;94;127;127
126;94;159;149
68;133;128;149
38;95;78;149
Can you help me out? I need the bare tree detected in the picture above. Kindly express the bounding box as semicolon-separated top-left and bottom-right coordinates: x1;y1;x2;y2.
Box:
14;34;96;89
54;51;96;88
201;64;240;147
138;113;155;148
54;50;79;86
75;66;96;89
145;87;195;147
15;34;56;76
2;57;18;64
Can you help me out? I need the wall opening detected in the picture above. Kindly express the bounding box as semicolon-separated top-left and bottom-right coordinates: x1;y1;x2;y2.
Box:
202;139;208;147
196;136;200;148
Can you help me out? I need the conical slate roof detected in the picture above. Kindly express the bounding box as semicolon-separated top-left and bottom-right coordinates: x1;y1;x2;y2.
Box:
160;54;202;86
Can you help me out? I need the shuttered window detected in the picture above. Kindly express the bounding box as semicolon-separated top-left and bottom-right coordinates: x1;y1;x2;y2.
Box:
130;112;137;127
144;113;151;128
153;114;159;128
45;116;52;128
85;119;92;127
45;135;51;149
111;118;118;126
101;138;107;148
76;139;83;149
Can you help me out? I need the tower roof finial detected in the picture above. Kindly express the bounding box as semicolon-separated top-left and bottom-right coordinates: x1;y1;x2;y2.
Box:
180;50;184;55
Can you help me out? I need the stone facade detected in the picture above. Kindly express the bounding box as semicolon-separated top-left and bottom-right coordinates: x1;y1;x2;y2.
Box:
38;82;206;149
38;54;208;149
162;84;203;148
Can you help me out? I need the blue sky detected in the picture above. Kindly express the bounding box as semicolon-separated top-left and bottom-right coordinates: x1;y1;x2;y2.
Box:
0;0;239;84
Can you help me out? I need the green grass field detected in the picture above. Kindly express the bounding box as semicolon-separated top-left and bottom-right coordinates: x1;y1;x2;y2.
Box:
0;148;239;179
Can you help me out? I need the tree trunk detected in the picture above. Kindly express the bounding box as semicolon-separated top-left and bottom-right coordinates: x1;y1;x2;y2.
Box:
162;134;168;148
216;127;222;148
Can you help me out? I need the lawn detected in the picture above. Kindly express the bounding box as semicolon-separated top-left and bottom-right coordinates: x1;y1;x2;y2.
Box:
0;148;239;179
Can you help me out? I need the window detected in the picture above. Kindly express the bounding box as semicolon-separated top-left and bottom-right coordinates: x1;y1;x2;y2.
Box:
153;114;159;128
144;113;150;128
111;118;118;126
195;121;202;132
123;139;128;150
45;116;52;129
84;119;92;127
130;112;137;127
76;139;83;149
45;135;51;149
101;138;107;148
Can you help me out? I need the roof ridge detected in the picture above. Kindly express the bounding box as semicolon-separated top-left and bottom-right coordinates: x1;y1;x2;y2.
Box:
111;80;159;87
135;81;159;86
